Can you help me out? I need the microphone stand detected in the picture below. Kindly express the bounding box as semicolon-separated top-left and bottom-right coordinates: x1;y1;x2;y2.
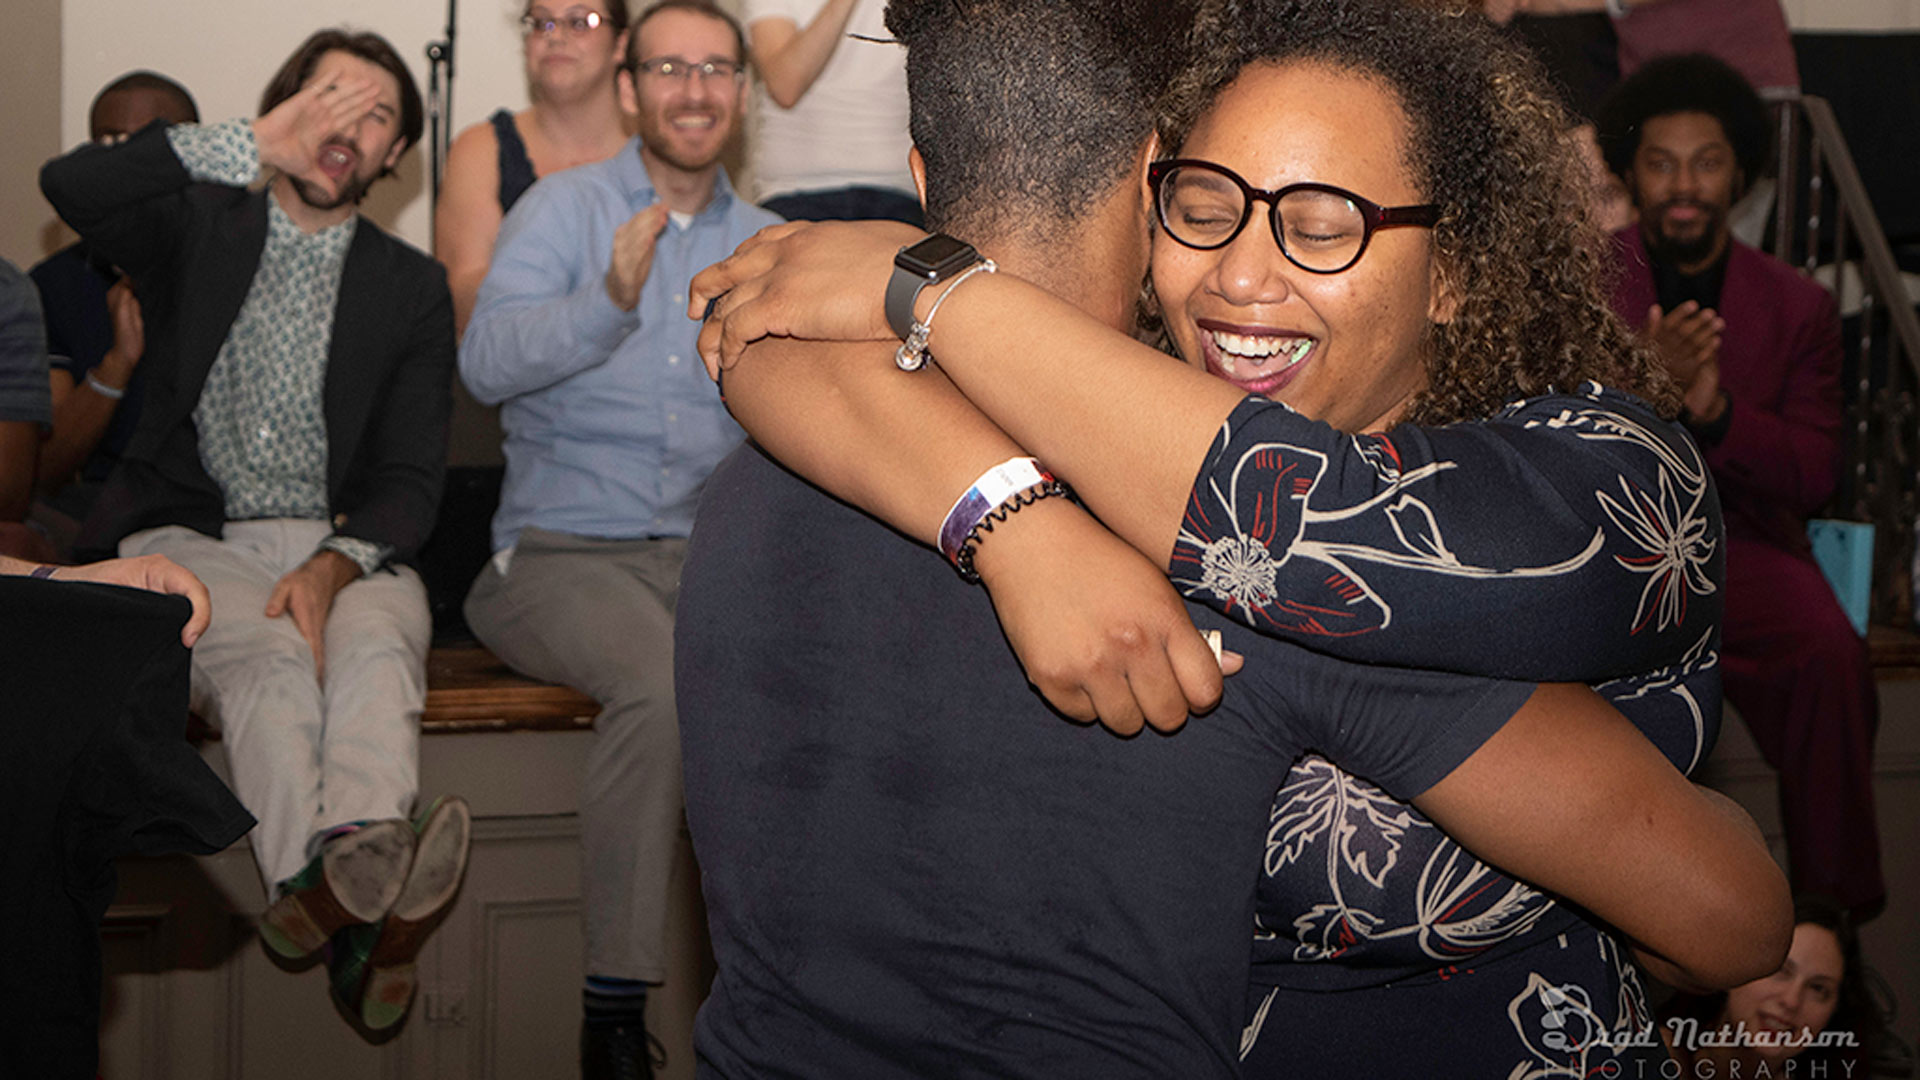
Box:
425;0;457;235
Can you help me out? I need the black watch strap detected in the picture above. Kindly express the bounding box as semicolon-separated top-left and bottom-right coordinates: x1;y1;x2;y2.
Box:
885;265;924;342
886;234;982;342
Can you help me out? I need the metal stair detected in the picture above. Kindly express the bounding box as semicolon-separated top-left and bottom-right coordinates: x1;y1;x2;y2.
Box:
1766;94;1920;625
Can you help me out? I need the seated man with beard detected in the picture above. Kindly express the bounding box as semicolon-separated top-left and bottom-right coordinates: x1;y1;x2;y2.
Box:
41;27;467;1030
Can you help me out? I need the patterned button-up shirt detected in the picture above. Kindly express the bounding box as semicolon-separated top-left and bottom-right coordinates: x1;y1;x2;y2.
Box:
166;119;385;573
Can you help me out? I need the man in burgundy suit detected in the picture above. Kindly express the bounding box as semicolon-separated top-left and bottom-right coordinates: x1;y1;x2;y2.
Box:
1599;53;1882;916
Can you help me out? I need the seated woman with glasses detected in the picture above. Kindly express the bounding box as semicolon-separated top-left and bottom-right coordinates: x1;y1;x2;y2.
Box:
688;0;1785;1074
435;1;636;334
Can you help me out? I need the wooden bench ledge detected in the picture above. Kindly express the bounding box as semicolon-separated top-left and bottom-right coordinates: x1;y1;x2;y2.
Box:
420;644;600;734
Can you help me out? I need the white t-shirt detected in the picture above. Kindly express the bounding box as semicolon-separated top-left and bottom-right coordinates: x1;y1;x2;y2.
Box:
744;0;914;202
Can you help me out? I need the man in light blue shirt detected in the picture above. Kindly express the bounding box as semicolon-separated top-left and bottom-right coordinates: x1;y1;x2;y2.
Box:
458;3;778;1075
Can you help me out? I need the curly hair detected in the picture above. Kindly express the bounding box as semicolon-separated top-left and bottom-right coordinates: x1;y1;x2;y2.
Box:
1596;52;1771;185
1157;0;1676;424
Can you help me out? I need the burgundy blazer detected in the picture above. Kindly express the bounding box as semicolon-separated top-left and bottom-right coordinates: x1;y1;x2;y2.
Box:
1609;228;1843;558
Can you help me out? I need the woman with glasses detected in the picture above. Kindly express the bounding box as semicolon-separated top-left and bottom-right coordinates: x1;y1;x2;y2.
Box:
435;1;635;334
690;0;1780;1074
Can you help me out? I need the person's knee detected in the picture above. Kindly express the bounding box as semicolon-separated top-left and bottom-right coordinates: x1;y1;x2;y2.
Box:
200;617;316;679
203;644;325;742
328;587;430;655
1727;559;1868;669
557;605;676;711
586;698;683;797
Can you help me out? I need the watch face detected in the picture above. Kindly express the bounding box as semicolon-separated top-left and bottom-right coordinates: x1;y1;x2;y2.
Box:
898;233;978;278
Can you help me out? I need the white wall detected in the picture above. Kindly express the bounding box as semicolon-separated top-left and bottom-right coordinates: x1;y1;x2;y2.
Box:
0;0;63;271
56;0;747;255
1781;0;1920;30
24;0;1916;263
57;0;541;252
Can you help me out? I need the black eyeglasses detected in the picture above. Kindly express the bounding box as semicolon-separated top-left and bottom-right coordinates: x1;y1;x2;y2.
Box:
633;58;745;82
1149;158;1441;275
521;11;606;37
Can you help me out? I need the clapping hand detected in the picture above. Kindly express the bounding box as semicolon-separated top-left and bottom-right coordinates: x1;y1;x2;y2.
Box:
1646;300;1724;389
605;203;671;312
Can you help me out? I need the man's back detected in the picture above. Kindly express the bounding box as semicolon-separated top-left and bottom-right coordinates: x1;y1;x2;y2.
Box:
677;444;1529;1078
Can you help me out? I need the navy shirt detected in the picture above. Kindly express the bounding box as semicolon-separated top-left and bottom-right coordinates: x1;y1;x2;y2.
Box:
676;443;1533;1079
28;243;146;483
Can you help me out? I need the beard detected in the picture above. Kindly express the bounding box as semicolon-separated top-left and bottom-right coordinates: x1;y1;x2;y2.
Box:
1643;198;1728;267
289;168;377;213
288;136;384;212
638;108;730;173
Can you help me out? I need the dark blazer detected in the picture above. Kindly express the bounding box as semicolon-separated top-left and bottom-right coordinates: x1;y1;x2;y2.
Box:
41;121;454;565
1610;227;1842;557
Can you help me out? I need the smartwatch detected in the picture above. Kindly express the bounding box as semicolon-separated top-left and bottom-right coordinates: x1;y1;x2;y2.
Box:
886;233;982;341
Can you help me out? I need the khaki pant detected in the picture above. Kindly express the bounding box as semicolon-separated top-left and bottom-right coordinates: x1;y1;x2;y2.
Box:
464;527;686;982
122;520;429;892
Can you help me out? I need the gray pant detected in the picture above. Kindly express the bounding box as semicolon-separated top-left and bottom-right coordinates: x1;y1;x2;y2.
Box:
121;521;429;892
464;527;685;982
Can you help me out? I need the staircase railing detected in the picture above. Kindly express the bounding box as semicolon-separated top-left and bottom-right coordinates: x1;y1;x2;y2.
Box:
1768;94;1920;626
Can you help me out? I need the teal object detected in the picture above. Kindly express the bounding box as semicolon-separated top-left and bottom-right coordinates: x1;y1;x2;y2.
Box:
1808;519;1873;636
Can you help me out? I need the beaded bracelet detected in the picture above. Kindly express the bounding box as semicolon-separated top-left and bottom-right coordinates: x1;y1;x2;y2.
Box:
896;259;997;372
954;480;1074;583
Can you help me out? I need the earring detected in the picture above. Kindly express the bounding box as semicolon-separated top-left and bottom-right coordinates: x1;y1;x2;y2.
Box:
1135;272;1171;350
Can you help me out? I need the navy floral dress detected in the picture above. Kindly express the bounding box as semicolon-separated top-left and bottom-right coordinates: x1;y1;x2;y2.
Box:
1171;382;1722;1079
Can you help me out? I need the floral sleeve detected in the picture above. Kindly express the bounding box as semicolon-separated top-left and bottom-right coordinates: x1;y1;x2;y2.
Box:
1170;381;1722;684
